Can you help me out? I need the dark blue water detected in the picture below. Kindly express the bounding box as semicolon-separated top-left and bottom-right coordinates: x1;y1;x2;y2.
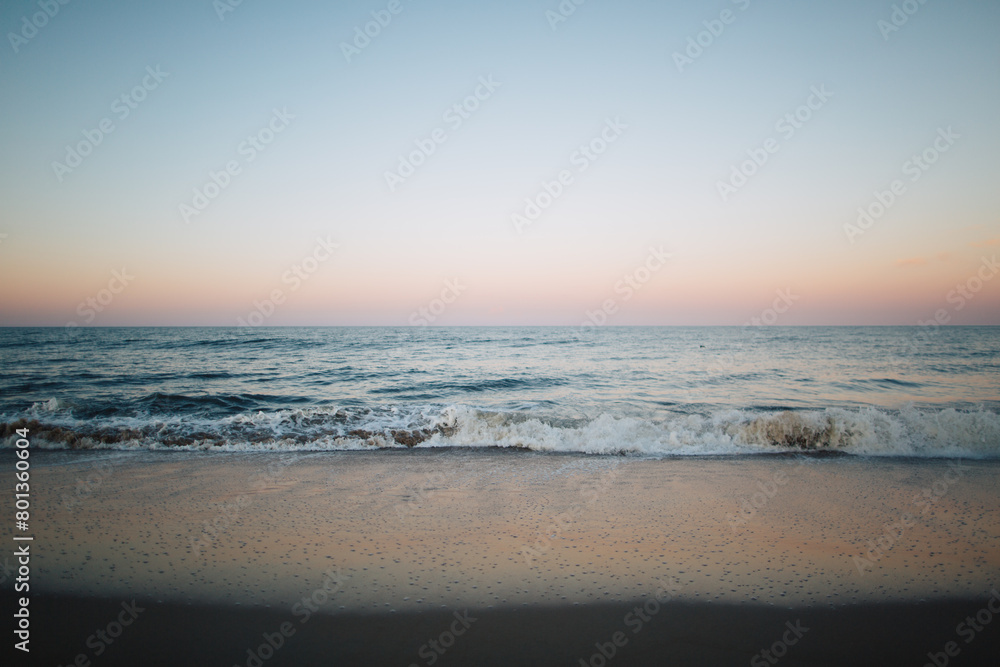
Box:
1;327;997;456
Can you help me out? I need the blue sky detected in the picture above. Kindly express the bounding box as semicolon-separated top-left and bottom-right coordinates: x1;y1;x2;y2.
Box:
1;0;998;325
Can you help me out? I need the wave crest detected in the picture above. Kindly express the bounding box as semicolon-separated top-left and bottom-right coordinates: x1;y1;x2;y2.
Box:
1;402;997;458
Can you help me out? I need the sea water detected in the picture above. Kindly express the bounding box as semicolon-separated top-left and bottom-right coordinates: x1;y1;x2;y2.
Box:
1;326;997;457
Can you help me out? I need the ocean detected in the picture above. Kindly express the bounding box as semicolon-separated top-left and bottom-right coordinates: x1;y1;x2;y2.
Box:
1;326;998;457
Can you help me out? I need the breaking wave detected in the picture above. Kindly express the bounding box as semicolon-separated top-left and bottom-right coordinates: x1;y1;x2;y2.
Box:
2;400;998;458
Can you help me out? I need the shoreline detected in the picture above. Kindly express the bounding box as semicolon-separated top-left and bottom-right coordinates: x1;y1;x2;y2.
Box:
19;444;996;459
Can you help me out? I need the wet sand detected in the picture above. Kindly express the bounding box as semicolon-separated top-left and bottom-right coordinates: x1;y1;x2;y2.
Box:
11;592;1000;666
13;449;1000;665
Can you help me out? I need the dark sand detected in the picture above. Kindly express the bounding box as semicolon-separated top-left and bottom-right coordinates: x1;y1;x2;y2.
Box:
9;592;1000;666
9;449;1000;665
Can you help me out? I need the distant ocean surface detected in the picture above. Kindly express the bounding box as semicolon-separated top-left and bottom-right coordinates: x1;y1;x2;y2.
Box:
1;327;998;458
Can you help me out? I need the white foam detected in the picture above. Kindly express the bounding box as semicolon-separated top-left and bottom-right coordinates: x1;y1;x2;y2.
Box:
4;401;999;458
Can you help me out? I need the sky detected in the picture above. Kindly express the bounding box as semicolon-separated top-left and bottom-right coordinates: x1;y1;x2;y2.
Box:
0;0;998;326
